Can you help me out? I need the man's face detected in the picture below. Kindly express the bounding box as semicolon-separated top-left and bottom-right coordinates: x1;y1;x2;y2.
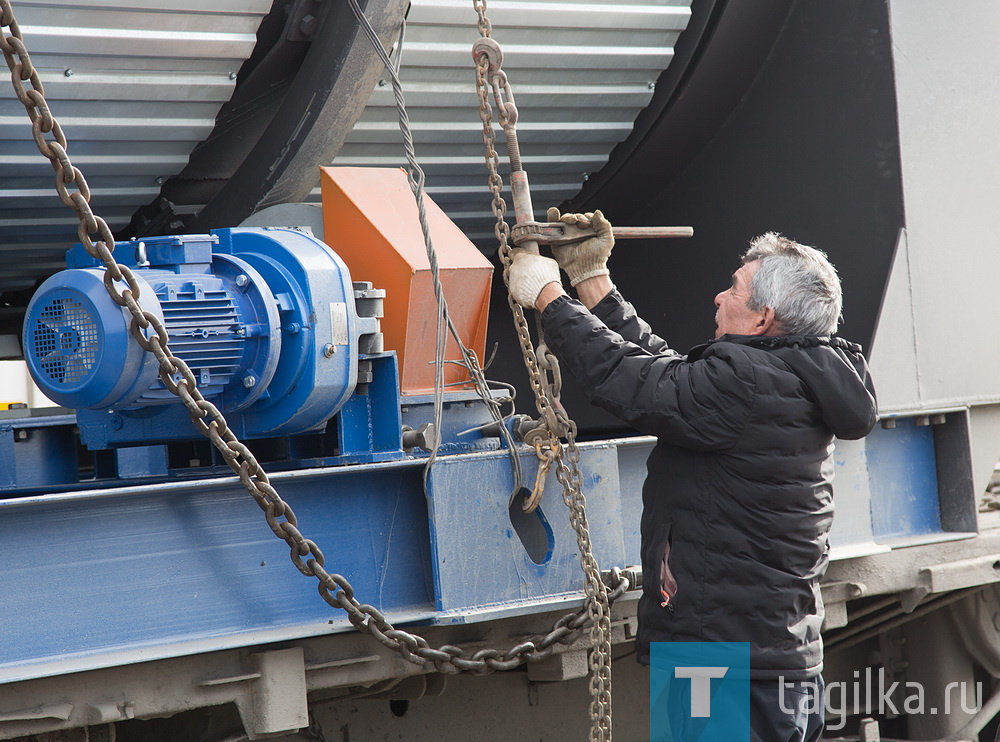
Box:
714;260;766;338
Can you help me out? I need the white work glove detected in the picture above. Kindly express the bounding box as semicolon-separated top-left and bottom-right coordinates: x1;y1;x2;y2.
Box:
548;207;615;286
508;251;562;309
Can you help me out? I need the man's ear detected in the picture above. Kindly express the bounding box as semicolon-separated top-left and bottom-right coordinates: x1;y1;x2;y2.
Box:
750;306;781;336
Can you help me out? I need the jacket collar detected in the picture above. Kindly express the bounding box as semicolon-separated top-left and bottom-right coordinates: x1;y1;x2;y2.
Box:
687;334;863;361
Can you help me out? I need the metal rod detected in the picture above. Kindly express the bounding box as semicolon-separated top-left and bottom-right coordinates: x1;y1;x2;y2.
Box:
611;226;694;240
943;683;1000;741
510;221;694;248
826;589;980;655
825;603;907;650
509;170;539;255
843;595;898;624
836;679;1000;741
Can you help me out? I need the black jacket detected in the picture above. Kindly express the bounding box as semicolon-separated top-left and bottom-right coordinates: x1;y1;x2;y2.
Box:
541;290;878;678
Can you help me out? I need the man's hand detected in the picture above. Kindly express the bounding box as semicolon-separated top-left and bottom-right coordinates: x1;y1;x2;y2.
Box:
549;207;615;286
508;251;563;309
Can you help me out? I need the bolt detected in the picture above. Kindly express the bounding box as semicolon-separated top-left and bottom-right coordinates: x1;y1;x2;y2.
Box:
647;81;655;90
235;274;249;288
581;172;589;182
64;68;73;77
234;326;246;337
378;79;387;87
285;322;301;335
229;71;237;81
299;13;317;35
154;176;164;185
402;423;438;453
324;343;337;358
243;375;256;389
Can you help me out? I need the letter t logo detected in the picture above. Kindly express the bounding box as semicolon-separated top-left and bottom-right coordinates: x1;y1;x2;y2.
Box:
675;667;729;717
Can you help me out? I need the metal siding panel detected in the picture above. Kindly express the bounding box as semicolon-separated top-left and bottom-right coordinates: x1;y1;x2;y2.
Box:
0;0;270;293
886;0;1000;409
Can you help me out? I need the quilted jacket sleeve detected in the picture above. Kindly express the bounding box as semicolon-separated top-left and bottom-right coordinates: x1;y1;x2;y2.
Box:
542;295;756;450
590;289;678;358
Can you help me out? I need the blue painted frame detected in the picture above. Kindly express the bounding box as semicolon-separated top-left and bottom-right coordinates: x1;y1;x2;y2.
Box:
0;438;651;684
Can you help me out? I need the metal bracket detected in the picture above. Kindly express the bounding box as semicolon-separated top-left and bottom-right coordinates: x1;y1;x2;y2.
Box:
900;555;1000;612
0;701;74;723
389;673;447;701
87;700;136;724
820;580;866;630
527;649;589;682
231;647;309;740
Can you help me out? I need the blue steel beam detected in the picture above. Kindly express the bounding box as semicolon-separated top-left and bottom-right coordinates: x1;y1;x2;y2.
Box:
0;439;651;684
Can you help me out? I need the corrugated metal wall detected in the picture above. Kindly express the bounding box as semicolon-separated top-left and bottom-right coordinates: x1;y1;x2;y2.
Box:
0;0;272;294
333;0;692;245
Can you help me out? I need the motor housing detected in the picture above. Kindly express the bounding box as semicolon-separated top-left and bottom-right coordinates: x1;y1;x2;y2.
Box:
24;228;383;447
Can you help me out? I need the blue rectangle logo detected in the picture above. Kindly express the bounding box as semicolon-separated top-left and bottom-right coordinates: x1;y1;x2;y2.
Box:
650;642;751;742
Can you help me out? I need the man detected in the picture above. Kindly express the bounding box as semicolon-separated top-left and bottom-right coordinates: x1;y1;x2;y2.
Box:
508;210;878;741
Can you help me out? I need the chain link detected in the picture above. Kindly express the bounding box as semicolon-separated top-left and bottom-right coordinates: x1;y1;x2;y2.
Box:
473;0;491;38
472;3;613;737
3;0;629;688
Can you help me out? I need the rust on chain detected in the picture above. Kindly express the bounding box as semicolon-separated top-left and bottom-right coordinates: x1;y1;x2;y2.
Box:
472;0;492;38
471;5;614;739
524;440;556;513
1;0;630;682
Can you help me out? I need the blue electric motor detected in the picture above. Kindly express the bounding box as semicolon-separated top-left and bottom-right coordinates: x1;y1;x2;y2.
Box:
23;228;384;448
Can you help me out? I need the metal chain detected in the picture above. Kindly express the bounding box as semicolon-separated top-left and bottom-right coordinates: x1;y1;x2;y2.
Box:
2;0;628;681
472;2;613;738
473;53;557;440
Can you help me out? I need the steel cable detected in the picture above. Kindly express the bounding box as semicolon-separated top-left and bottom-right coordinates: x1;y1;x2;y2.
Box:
344;0;523;494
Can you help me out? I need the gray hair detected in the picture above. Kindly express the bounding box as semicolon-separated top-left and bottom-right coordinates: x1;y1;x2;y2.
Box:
742;232;842;336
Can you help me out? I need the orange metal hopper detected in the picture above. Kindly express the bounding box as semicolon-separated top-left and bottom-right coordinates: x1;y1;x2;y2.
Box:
320;167;494;396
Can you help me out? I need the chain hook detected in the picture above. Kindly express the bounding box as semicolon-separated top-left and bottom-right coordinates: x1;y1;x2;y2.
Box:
523;439;557;513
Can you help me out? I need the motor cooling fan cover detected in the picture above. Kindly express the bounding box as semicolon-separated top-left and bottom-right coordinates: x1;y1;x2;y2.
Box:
23;269;160;409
